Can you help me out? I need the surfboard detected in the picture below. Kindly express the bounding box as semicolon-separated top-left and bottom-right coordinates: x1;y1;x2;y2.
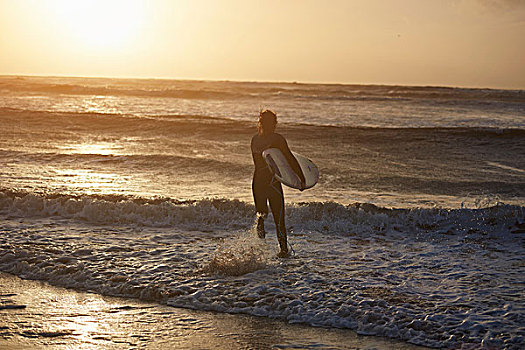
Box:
262;148;319;190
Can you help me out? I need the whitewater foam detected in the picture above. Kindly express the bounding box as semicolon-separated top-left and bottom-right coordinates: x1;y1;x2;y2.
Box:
2;189;524;238
1;190;524;348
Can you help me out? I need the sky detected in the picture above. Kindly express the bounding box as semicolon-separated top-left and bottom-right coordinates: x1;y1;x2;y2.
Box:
0;0;524;89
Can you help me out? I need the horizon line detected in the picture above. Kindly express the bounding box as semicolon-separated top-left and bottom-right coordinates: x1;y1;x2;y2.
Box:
1;73;523;91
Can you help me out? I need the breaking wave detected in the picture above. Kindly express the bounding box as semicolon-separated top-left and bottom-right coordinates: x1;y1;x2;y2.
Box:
1;189;523;237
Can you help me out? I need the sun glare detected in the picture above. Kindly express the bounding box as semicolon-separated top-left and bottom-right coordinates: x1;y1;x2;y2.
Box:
52;0;144;50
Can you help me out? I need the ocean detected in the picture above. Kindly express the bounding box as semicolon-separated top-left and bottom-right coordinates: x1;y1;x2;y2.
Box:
1;75;524;348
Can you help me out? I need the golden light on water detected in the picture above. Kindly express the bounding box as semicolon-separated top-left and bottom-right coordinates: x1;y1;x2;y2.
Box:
54;169;126;194
54;141;128;194
60;141;124;156
80;96;120;115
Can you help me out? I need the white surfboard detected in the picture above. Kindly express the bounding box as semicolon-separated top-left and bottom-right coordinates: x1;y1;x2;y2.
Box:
262;148;319;190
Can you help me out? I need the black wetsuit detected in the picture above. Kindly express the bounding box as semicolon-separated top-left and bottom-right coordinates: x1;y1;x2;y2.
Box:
251;132;305;249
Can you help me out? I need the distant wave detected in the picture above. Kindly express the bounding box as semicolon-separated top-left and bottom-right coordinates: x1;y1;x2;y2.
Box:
0;149;248;177
1;189;523;237
0;82;241;100
2;77;524;103
2;107;525;135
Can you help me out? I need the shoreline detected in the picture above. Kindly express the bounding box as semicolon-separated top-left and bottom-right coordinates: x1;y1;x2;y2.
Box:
0;272;426;349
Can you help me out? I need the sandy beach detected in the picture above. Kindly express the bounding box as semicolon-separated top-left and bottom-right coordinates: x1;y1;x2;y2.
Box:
0;272;426;349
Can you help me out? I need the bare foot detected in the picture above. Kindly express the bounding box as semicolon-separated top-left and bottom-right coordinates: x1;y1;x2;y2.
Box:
277;249;290;258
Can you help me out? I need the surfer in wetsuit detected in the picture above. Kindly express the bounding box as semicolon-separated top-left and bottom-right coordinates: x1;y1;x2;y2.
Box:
251;110;305;258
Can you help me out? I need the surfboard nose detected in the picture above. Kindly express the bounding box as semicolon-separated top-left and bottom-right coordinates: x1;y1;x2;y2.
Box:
264;154;282;177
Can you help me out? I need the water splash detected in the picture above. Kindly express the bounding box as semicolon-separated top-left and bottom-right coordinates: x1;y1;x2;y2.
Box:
205;229;272;276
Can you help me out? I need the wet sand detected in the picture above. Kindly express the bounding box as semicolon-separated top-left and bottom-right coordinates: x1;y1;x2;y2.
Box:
0;272;426;349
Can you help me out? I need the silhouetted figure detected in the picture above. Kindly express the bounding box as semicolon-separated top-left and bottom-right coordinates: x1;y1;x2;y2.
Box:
251;110;305;257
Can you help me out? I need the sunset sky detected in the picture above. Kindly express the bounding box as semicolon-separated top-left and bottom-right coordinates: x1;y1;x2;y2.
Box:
1;0;524;89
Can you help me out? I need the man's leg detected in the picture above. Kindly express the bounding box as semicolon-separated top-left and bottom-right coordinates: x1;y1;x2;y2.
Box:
252;180;268;238
269;181;288;256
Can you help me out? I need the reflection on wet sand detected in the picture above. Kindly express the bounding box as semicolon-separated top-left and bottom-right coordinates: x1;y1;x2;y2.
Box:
0;273;423;349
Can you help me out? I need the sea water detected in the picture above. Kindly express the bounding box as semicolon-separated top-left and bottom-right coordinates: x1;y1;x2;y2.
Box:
0;76;524;348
